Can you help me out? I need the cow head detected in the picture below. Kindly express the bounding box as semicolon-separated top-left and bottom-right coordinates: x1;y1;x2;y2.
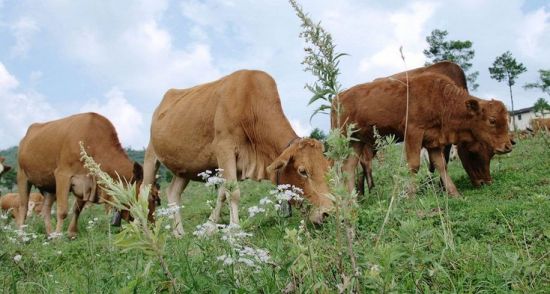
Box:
465;99;513;155
457;141;494;187
111;162;160;226
0;157;11;177
458;135;515;187
267;138;334;225
27;193;45;216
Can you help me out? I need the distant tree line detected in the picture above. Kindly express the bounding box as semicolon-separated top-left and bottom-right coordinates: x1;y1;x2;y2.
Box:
0;147;174;192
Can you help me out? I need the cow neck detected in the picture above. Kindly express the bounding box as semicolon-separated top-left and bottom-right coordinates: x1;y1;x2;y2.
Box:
439;94;478;145
96;149;134;183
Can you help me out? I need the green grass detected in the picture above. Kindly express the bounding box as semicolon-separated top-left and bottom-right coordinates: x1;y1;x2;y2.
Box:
1;135;549;293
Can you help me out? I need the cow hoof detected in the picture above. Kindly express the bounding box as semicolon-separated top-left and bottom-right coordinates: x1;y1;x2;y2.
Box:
448;191;461;198
172;228;185;238
68;232;78;240
47;232;64;240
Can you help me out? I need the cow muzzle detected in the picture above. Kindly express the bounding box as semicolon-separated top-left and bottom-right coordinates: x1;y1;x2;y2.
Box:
495;143;513;154
309;208;331;225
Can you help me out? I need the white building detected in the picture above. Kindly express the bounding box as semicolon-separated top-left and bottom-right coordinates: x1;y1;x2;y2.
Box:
509;107;537;131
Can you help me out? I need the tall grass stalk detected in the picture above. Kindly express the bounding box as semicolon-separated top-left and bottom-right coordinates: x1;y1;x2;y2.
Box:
289;0;361;291
79;142;178;292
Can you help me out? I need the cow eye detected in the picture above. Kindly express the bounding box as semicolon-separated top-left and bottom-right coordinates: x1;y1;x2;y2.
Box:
298;167;308;178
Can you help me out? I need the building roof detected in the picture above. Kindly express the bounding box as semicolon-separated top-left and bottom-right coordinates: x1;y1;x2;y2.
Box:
509;106;534;116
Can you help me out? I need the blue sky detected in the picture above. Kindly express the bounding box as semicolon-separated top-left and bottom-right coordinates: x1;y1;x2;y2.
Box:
1;0;549;149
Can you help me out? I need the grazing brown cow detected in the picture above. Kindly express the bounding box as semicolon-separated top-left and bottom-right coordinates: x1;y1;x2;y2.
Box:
17;112;152;237
335;72;512;196
1;192;44;219
0;157;11;178
531;118;550;133
142;69;333;235
354;62;503;194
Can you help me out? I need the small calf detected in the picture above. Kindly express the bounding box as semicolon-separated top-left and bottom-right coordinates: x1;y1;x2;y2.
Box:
0;192;44;219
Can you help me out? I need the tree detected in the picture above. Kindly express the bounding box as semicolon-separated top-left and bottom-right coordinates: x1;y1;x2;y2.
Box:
488;51;527;132
309;127;327;141
423;29;480;91
524;69;550;98
533;98;550;117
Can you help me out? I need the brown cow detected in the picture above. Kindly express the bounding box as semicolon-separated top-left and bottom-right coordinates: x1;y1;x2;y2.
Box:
355;62;502;193
1;192;44;219
0;156;11;178
17;112;152;237
335;72;513;196
142;70;333;236
531;118;550;133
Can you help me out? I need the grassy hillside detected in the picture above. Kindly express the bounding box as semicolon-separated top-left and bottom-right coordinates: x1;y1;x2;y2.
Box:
0;134;548;292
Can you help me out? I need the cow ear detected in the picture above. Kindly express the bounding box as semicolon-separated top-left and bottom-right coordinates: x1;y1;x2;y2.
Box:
267;158;288;174
465;99;480;115
133;162;143;182
267;152;293;175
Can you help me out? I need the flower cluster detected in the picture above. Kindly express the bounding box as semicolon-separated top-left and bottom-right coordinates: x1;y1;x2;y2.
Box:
198;169;225;187
86;217;99;230
217;246;271;270
156;203;184;218
247;185;304;218
193;222;271;271
1;224;39;244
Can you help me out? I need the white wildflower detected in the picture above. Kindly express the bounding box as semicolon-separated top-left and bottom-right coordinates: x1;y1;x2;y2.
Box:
248;206;265;218
217;254;234;265
193;222;217;238
198;169;226;187
13;254;22;262
238;257;255;267
156;204;183;217
259;197;272;205
206;176;225;187
48;232;63;240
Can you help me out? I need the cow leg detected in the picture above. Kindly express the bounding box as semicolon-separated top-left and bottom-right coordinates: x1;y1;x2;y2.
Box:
16;169;31;228
212;148;240;225
53;170;72;235
363;146;375;192
68;198;86;239
209;185;227;224
343;143;363;194
404;130;424;173
166;176;189;237
356;162;366;198
404;130;424;196
356;146;375;197
42;193;55;235
142;142;160;188
427;147;459;197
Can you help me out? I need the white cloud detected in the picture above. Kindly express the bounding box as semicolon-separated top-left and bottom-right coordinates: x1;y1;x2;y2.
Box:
27;0;221;105
516;7;550;58
10;16;39;57
357;1;436;77
80;88;145;148
0;62;58;148
289;118;313;137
